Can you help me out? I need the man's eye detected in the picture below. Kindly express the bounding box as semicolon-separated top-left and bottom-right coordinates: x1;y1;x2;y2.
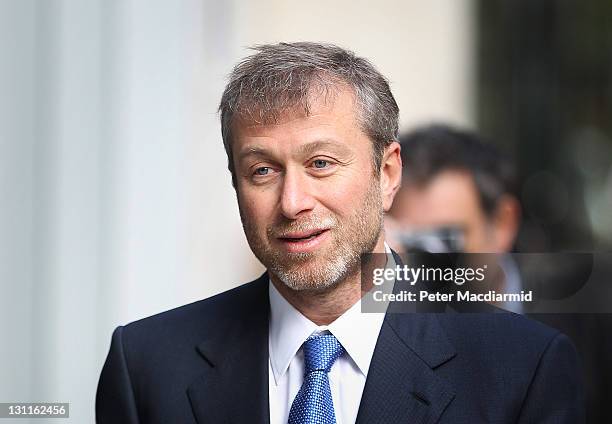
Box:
254;167;271;176
313;159;329;169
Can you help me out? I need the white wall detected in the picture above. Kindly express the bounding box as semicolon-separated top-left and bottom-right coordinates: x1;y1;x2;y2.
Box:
0;0;474;422
234;0;476;129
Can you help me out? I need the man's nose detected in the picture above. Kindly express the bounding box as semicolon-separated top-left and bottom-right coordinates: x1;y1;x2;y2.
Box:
279;168;316;219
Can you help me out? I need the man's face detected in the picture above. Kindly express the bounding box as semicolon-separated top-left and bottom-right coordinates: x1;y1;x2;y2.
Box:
391;170;501;253
231;88;385;292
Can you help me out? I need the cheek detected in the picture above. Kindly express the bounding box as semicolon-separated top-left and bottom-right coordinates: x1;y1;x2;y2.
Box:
238;188;275;228
319;170;377;213
318;184;357;218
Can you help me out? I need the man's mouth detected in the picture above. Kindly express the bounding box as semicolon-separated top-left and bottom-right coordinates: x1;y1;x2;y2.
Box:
276;229;330;253
279;229;329;242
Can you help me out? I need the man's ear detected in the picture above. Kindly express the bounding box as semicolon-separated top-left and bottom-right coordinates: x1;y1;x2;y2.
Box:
493;194;521;252
379;141;402;212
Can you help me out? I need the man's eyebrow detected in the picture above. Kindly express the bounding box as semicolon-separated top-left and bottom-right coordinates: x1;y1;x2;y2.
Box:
237;146;270;162
296;140;352;157
238;140;352;162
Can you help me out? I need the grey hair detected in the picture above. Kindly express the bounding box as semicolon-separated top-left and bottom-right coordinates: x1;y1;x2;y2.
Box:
218;42;400;187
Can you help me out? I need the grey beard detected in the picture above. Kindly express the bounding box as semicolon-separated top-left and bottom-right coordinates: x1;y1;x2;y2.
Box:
268;244;360;292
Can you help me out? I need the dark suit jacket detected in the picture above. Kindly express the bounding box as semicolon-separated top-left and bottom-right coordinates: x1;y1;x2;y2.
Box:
96;272;585;423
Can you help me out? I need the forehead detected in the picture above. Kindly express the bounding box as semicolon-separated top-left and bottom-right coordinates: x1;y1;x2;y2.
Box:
230;86;361;140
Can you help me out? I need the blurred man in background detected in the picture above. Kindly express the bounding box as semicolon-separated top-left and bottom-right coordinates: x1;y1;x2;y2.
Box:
386;124;523;311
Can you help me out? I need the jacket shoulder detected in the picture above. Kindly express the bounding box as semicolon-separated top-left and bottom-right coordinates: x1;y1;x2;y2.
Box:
435;310;569;374
441;310;560;346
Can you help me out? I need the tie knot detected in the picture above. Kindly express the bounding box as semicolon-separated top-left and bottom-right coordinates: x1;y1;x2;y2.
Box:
302;333;344;373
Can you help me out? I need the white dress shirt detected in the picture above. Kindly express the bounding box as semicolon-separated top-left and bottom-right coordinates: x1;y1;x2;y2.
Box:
268;244;393;424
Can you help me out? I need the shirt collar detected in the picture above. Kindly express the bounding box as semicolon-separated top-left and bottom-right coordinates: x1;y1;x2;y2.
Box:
268;281;318;385
268;242;393;384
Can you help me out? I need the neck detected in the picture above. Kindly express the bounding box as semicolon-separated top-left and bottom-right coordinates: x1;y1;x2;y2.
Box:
271;236;388;326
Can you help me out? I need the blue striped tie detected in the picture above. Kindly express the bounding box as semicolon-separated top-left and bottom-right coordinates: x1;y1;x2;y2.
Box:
288;333;345;424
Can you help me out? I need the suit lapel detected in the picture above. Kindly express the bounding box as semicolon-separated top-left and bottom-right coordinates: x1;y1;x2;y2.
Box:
356;313;456;424
187;274;271;424
356;251;457;424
